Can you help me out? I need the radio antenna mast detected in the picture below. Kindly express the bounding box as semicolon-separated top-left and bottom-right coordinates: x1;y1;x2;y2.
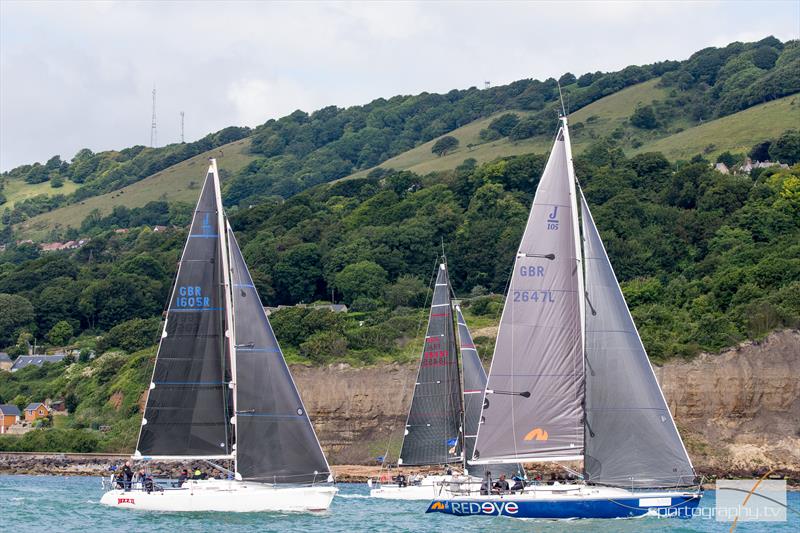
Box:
180;111;185;143
150;86;158;148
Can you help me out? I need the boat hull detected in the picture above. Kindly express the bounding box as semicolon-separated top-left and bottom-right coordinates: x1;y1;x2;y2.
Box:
369;475;477;501
100;479;338;512
426;486;701;519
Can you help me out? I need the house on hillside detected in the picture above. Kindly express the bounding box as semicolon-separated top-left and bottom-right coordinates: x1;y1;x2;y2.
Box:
114;228;129;234
714;162;729;174
0;404;20;434
153;225;168;233
40;242;68;252
10;354;66;372
24;403;51;422
0;353;12;372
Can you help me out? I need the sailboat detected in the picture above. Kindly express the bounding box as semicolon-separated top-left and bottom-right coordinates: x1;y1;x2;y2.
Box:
426;117;702;519
100;160;337;512
369;260;520;500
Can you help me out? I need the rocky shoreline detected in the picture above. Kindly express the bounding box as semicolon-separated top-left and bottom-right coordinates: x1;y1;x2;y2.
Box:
2;453;797;486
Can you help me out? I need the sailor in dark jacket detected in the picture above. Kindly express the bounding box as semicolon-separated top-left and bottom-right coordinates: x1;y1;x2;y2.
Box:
492;474;510;494
122;461;134;491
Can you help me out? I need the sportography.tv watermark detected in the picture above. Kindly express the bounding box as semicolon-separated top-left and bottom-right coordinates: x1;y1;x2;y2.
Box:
654;478;789;522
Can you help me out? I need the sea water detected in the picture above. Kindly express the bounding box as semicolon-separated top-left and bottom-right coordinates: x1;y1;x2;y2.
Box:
1;475;798;533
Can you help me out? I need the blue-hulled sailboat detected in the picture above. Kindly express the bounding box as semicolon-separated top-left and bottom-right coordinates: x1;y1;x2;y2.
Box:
425;117;702;519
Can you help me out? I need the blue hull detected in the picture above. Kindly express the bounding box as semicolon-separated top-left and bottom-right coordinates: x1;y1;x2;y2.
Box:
426;493;702;519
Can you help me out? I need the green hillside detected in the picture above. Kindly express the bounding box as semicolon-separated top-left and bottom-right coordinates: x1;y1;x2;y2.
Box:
4;37;798;241
16;138;255;240
3;178;80;208
343;78;672;178
344;83;798;179
635;95;800;160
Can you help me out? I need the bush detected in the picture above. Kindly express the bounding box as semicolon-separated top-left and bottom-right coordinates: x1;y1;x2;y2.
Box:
630;105;658;129
488;113;520;137
97;317;161;353
0;428;99;452
47;320;74;346
299;331;348;363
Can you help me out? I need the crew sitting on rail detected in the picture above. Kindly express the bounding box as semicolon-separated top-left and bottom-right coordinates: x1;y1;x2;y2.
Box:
492;474;510;494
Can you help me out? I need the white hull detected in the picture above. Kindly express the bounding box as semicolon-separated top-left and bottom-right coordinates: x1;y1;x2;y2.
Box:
369;474;478;500
100;479;337;512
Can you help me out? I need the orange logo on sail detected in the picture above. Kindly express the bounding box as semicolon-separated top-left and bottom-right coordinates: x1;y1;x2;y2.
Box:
524;428;548;441
430;501;446;510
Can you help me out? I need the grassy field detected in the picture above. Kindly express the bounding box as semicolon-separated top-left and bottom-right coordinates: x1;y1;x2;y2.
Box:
633;94;800;160
342;80;799;180
342;78;670;179
2;177;80;208
16;138;256;240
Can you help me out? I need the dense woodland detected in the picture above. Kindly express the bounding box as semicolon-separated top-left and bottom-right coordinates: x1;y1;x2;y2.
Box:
0;37;798;452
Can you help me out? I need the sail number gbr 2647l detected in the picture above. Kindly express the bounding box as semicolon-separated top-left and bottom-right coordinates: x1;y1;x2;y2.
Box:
513;290;555;303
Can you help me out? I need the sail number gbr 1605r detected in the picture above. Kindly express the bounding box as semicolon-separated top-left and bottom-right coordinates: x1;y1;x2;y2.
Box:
513;290;555;303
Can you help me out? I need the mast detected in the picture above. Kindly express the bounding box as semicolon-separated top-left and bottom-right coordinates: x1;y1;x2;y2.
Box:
442;254;467;470
211;158;238;473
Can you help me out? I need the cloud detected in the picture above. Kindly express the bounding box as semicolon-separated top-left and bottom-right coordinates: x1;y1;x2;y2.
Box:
1;0;798;170
227;77;319;126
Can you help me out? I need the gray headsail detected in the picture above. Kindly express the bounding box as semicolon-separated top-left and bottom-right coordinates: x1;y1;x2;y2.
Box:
456;306;522;478
399;263;462;466
581;191;695;487
473;121;585;464
137;169;232;458
228;226;331;483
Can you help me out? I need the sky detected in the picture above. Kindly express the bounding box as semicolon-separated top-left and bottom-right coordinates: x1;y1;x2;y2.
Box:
1;0;798;171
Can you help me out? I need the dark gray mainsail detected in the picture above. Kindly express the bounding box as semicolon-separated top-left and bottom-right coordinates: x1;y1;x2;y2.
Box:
581;191;696;487
473;122;585;464
456;306;522;478
399;263;462;466
227;226;331;483
137;170;232;458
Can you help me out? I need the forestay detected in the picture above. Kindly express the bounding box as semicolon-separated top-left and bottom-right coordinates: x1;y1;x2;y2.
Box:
581;191;696;488
399;264;462;466
228;227;331;484
473;123;584;464
137;171;232;458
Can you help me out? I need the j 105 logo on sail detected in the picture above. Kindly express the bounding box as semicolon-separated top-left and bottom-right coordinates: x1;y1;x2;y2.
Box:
117;498;135;505
524;427;548;441
546;206;559;230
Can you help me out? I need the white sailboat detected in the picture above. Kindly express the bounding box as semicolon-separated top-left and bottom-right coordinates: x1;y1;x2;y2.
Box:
426;117;702;519
100;160;337;512
369;260;521;500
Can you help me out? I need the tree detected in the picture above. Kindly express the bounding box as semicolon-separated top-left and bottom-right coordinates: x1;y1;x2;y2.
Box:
0;294;35;346
749;140;772;161
768;130;800;165
47;320;73;346
431;136;459;156
558;72;577;85
334;261;388;303
488;113;520;137
630;105;658;129
716;151;738;168
97;317;161;352
385;275;427;308
50;175;64;188
64;392;79;414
